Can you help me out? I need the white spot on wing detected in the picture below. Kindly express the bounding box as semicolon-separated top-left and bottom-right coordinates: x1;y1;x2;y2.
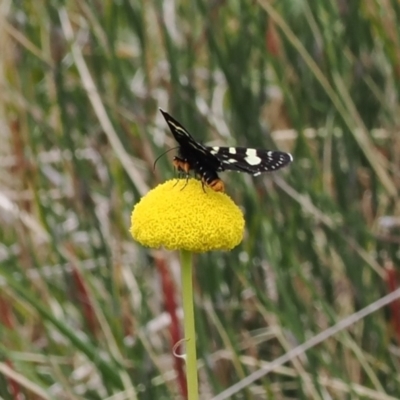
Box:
210;146;220;155
229;147;237;154
245;149;262;165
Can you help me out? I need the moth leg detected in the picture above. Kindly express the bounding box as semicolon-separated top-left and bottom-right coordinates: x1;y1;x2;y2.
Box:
173;173;181;188
180;181;188;191
200;179;207;193
180;173;191;191
172;157;191;189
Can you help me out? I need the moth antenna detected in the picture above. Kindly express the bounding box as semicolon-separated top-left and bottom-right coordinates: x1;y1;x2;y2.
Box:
153;146;180;171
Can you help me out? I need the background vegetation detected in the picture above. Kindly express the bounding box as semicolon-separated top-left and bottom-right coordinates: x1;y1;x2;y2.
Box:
1;0;400;399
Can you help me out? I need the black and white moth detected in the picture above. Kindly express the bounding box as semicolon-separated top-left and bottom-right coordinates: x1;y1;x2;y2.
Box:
159;108;293;192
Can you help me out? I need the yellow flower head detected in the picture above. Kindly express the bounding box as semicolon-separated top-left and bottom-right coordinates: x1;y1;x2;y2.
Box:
130;179;244;252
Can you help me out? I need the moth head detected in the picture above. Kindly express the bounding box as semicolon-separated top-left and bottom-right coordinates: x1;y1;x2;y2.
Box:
172;157;191;174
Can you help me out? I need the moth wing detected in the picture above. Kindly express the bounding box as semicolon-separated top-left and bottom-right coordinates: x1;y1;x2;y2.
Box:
160;109;222;169
208;146;293;175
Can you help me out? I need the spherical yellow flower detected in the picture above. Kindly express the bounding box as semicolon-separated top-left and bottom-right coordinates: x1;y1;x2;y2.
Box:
130;179;244;252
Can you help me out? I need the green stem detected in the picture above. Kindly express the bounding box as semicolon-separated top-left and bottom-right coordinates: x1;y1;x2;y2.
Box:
180;249;198;400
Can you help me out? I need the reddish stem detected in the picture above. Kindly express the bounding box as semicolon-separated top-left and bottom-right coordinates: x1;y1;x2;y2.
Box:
70;264;99;336
386;267;400;345
0;297;22;399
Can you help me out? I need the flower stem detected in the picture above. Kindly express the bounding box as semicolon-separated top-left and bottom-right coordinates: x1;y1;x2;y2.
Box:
180;249;198;400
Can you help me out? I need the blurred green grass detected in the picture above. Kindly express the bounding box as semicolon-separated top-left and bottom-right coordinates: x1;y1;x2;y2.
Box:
1;1;400;399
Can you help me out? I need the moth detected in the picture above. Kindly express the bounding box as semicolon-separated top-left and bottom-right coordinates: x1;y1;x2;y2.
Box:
159;109;293;192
